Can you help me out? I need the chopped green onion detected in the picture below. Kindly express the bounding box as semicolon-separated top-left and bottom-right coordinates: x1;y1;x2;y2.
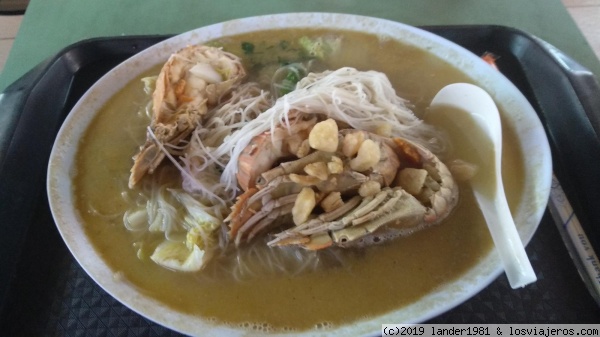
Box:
241;42;255;54
272;63;308;98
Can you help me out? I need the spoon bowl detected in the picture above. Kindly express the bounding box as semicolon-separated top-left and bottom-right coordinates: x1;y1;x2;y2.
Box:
429;82;537;289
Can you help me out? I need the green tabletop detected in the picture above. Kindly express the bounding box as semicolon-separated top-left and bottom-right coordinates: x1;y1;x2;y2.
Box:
1;0;599;92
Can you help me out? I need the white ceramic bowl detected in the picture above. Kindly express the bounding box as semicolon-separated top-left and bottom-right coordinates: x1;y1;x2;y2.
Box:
47;13;552;336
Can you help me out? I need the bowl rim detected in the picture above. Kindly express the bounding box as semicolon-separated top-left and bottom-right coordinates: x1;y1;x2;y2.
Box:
47;12;552;336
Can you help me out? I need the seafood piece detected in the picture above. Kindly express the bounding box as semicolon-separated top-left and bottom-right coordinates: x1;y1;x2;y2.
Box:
272;139;458;250
129;45;246;188
236;113;318;191
226;119;459;250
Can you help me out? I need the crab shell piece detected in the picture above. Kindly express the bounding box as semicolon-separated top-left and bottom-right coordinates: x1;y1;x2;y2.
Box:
227;127;459;250
129;45;246;188
271;139;458;250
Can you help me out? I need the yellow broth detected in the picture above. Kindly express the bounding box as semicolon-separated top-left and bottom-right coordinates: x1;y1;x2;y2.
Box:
74;29;524;331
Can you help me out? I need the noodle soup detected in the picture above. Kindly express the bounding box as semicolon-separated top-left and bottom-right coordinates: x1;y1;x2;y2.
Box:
73;28;525;332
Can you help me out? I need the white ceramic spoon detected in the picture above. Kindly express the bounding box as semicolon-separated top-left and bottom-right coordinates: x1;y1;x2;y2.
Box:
429;83;536;289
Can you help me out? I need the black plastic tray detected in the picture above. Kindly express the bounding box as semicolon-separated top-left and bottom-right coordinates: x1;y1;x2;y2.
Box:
1;26;600;335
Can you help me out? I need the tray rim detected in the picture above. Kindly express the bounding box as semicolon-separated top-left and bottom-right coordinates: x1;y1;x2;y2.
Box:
4;21;600;332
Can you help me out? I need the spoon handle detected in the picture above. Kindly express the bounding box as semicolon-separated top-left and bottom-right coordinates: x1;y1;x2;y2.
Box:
473;183;537;288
